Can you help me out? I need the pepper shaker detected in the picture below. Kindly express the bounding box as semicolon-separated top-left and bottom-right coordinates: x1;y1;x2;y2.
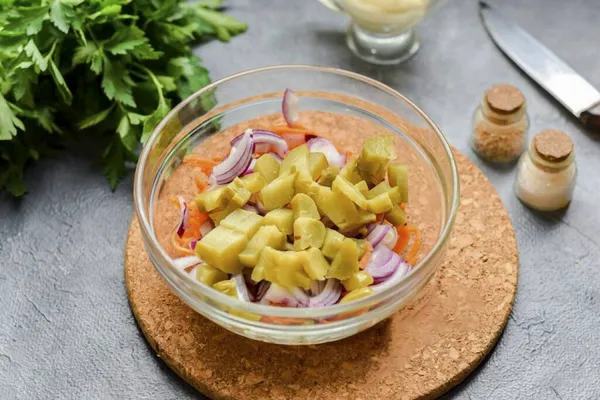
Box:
515;130;577;211
470;84;529;163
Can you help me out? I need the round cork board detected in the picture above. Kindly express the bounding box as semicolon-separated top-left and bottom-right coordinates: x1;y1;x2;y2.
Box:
125;148;518;400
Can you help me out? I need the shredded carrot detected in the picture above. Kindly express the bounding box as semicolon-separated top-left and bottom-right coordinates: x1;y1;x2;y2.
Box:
400;202;407;211
281;132;308;149
182;155;219;174
268;124;312;135
261;315;307;325
194;176;209;192
393;225;421;265
212;155;225;162
375;213;385;223
359;242;373;270
345;151;353;159
171;231;195;256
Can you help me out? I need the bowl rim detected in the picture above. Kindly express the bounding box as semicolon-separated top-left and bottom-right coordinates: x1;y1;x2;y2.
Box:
134;64;460;319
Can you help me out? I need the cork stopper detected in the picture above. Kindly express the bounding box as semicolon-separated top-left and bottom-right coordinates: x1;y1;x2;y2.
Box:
485;84;525;114
533;129;574;162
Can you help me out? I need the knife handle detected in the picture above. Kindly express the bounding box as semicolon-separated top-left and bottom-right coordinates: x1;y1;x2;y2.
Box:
581;103;600;131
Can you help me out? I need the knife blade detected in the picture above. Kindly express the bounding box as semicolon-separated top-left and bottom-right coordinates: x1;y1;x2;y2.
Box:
479;1;600;130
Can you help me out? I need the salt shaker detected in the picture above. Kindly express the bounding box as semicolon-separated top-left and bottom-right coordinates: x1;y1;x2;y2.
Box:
470;84;529;163
515;130;577;211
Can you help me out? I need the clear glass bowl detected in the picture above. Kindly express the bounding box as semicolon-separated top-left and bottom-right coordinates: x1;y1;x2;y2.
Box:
134;65;459;345
320;0;447;65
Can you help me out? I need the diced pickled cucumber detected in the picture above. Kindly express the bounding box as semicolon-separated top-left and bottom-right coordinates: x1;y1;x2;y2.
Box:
339;157;363;184
209;202;240;224
368;181;401;204
251;264;265;282
388;163;409;203
294;170;321;199
293;217;326;251
357;135;396;185
195;186;229;213
366;192;394;213
240;172;267;193
299;248;329;280
226;177;252;207
213;279;238;297
291;193;320;220
340;287;374;303
254;154;280;183
195;226;248;274
259;172;296;211
355;180;369;196
352;238;368;259
326;238;359;280
196;264;229;287
258;248;311;289
308;152;329;180
262;208;294;235
316;186;359;230
332;175;368;210
317;166;339;187
239;225;286;267
386;204;406;225
220;209;264;239
280;144;309;176
321;228;345;260
342;270;374;291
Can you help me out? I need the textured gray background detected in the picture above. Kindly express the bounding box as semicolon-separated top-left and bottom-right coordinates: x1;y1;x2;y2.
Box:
1;0;599;399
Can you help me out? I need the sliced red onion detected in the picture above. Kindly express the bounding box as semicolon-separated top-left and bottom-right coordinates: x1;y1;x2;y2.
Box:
306;137;347;168
308;279;342;307
366;225;391;248
364;244;395;281
367;251;401;283
172;255;202;272
242;158;257;176
256;281;270;301
189;237;200;250
200;220;213;236
310;280;326;296
242;204;259;213
255;199;267;215
232;274;253;302
381;225;398;249
260;283;299;307
176;196;189;238
371;260;411;291
282;89;299;127
252;130;288;158
288;287;310;307
212;129;254;184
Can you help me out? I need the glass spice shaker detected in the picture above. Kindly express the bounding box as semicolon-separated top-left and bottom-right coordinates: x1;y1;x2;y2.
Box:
470;84;529;163
515;130;577;211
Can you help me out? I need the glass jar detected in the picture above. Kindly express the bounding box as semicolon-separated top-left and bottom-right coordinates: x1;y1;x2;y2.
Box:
515;130;576;211
470;84;529;163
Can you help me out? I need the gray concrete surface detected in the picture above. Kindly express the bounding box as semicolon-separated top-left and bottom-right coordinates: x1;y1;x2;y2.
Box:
1;0;599;398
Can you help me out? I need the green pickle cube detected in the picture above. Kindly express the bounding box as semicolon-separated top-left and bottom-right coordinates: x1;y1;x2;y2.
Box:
354;180;369;196
279;144;309;176
240;172;267;193
257;247;311;289
262;208;294;235
213;279;238;297
317;166;339;187
239;225;286;267
321;228;346;260
340;287;374;303
342;270;374;291
196;264;229;286
293;217;326;251
332;175;369;210
357;135;396;185
316;186;359;230
295;170;322;199
308;152;329;180
195;226;248;274
254;153;280;183
259;172;296;211
209;202;240;224
368;181;401;204
195;186;229;213
291;193;320;220
339;157;363;184
388;163;409;203
386;204;406;226
220;209;264;239
327;238;359;280
366;192;394;214
299;248;329;280
226;177;252;207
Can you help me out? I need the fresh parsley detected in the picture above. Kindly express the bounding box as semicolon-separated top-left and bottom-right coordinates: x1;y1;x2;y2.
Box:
0;0;246;195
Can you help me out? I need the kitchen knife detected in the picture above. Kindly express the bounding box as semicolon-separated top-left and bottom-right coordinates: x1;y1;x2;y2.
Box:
479;1;600;131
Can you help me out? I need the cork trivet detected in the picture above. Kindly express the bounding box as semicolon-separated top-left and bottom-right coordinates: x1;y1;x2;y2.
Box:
485;84;524;114
533;129;573;162
125;111;518;399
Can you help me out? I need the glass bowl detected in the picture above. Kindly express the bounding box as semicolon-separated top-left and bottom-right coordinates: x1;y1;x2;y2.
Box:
134;65;459;345
319;0;447;65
